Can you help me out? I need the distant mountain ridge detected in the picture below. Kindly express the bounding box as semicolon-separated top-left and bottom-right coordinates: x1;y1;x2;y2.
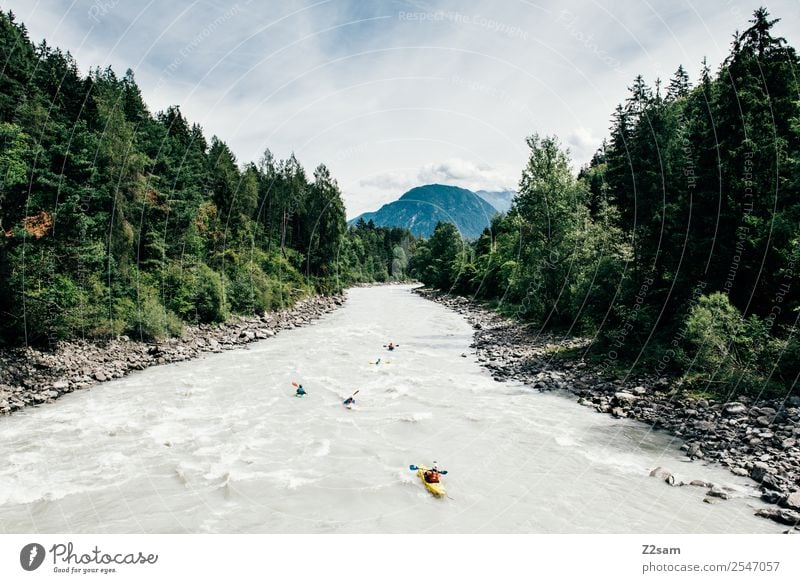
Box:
349;184;500;239
475;189;516;213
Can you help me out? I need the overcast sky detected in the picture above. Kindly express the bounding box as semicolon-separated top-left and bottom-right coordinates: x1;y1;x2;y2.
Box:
5;0;799;217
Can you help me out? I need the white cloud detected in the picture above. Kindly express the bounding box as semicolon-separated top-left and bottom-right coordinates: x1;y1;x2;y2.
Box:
417;158;517;191
565;127;601;166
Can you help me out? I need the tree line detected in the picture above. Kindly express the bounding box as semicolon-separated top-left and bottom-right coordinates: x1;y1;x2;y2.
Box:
411;8;799;397
0;11;413;347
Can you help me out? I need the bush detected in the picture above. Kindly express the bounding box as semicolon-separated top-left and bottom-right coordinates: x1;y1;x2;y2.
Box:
163;261;227;324
680;292;777;393
124;287;183;341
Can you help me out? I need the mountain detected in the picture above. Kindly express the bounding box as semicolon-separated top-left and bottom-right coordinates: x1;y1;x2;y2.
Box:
475;189;516;213
350;184;499;239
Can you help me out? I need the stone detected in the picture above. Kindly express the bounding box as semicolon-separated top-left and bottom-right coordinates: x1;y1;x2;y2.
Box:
724;402;747;415
94;370;107;382
755;508;800;526
750;462;771;481
614;392;637;405
782;491;800;511
649;467;676;486
706;485;730;500
761;474;785;492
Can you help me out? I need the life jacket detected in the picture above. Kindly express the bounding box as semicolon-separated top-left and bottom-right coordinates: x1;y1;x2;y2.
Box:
425;471;440;483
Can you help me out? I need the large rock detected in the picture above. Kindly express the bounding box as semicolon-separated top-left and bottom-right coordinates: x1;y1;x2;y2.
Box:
649;467;676;486
750;461;771;482
706;485;730;500
755;508;800;526
724;402;747;415
782;492;800;511
614;392;637;405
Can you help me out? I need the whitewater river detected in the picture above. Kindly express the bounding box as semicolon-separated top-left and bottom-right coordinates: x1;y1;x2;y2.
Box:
0;285;782;533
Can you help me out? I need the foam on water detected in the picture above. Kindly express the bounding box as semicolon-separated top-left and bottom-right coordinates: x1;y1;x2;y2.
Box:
0;285;785;533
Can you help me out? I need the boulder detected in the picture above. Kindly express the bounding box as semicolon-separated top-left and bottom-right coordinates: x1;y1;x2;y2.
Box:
614;392;637;405
781;491;800;511
706;485;730;500
649;467;676;486
755;508;800;526
724;402;747;415
750;461;771;481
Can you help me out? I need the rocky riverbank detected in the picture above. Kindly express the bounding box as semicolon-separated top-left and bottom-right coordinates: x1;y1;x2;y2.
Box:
416;288;800;531
0;294;344;416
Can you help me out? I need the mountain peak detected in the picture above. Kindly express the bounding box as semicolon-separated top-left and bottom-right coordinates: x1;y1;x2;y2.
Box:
350;184;500;238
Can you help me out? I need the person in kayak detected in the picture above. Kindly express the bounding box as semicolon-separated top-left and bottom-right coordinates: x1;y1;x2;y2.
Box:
387;342;395;351
424;463;442;483
296;384;306;397
343;396;355;406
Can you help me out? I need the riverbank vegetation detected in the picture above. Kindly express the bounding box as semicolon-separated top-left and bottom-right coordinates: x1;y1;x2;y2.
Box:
410;8;799;397
0;11;413;347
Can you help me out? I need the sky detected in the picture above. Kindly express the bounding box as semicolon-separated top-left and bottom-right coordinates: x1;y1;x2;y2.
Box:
4;0;799;217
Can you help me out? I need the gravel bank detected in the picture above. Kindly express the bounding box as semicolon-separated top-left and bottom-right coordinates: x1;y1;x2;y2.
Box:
0;294;344;416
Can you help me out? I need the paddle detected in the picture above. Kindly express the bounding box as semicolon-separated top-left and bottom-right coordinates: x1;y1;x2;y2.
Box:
408;465;448;475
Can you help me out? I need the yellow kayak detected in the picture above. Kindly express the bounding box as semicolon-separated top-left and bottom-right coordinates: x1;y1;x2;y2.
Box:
416;465;445;497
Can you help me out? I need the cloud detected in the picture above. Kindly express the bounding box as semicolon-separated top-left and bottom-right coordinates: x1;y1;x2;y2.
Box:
359;171;416;193
565;127;601;165
417;158;517;190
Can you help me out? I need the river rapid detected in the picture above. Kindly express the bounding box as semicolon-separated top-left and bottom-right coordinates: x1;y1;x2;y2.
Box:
0;285;781;533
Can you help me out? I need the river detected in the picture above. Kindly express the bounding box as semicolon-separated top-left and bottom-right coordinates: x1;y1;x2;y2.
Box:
0;285;781;533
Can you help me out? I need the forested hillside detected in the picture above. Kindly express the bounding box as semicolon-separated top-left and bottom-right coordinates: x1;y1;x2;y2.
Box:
0;11;413;347
411;8;800;396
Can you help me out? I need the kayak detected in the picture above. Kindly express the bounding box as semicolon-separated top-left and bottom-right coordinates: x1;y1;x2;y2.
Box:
344;402;354;409
416;465;445;497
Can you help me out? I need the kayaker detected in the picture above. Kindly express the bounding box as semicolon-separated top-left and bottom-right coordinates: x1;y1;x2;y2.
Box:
296;384;306;396
387;342;395;351
424;463;442;483
343;396;355;406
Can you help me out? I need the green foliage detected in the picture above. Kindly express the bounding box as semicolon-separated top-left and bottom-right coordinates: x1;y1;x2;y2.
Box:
679;292;795;394
412;8;799;396
341;219;415;285
0;10;408;346
410;222;466;290
125;286;184;341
